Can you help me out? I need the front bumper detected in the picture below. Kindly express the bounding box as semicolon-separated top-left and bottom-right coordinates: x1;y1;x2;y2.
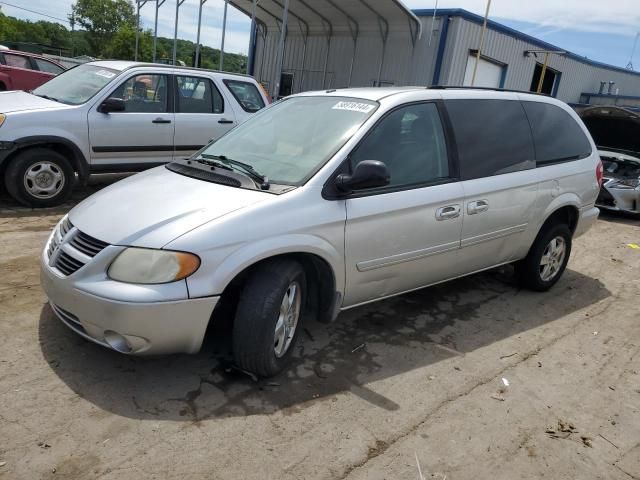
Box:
40;249;218;356
596;182;640;214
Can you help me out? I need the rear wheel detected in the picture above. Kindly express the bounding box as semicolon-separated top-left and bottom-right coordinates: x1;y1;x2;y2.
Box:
232;259;306;377
5;148;74;207
515;223;572;291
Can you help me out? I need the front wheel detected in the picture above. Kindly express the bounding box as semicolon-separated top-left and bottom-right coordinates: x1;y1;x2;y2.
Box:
4;148;74;207
232;259;306;377
515;223;572;291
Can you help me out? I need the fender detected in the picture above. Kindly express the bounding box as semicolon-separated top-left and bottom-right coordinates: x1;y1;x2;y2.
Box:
5;135;89;184
185;233;345;301
538;192;581;230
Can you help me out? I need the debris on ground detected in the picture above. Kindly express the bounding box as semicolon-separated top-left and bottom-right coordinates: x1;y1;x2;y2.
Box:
225;366;258;382
499;352;518;359
0;461;6;467
351;343;366;353
546;420;577;439
598;434;619;449
37;442;51;449
581;436;593;448
428;375;436;381
627;243;639;249
491;378;510;401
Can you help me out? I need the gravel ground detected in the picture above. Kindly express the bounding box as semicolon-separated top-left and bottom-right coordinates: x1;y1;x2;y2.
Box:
0;179;639;480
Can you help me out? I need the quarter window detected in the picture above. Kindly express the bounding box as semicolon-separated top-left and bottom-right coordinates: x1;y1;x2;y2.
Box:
223;79;266;112
176;76;223;114
34;58;64;75
4;53;31;70
350;103;450;188
521;101;592;164
445;99;535;179
111;74;168;113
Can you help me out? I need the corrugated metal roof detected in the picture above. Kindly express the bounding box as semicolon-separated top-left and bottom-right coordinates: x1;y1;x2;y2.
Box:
229;0;422;37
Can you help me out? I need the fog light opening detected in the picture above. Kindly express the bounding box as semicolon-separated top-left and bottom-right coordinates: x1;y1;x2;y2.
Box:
104;330;132;353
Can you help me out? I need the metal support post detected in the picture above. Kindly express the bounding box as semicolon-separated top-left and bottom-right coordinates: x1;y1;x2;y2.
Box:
272;0;289;99
220;0;229;70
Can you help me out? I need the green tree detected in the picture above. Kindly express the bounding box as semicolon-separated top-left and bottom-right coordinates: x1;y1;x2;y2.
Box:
104;26;152;61
70;0;135;56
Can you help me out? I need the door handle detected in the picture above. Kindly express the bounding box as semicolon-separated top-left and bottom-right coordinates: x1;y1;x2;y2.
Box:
152;118;171;124
467;200;489;215
435;205;461;221
218;119;234;124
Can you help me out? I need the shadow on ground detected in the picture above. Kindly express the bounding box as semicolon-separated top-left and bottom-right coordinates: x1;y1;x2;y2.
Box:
38;266;609;421
597;209;640;227
0;173;131;217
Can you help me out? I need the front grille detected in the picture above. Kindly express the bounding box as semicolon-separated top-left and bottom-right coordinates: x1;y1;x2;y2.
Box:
47;217;111;278
54;251;85;276
69;230;109;257
51;303;86;334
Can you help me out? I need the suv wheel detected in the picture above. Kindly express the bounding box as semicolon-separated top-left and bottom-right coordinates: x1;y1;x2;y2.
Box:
232;259;306;377
515;223;572;291
5;148;74;207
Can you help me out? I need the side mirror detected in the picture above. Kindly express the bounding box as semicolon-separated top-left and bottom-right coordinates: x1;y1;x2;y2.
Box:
335;160;390;193
98;97;125;114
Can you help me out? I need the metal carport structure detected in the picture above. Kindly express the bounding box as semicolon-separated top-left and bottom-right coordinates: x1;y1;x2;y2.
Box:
229;0;422;98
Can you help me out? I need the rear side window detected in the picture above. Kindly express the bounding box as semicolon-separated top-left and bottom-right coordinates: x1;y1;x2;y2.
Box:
445;99;535;180
4;53;31;70
223;79;265;112
522;101;592;164
34;58;64;75
176;76;223;114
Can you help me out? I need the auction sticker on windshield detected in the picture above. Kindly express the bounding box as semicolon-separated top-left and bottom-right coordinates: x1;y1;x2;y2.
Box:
332;101;375;113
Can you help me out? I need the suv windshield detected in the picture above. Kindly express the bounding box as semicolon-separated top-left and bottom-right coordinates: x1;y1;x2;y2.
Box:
199;96;378;185
32;64;119;105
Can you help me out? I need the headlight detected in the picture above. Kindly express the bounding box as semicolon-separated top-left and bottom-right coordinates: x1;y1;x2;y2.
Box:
611;178;640;189
0;114;5;127
108;248;200;284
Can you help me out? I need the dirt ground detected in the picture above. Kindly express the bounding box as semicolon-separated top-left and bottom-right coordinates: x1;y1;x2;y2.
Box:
0;179;639;480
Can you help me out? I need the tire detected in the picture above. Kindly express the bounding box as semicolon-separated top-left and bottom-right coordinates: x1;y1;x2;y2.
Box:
515;223;572;291
4;148;74;208
233;259;307;377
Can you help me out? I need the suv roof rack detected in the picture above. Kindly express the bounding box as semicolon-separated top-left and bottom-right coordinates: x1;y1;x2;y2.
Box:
122;62;254;79
428;85;549;96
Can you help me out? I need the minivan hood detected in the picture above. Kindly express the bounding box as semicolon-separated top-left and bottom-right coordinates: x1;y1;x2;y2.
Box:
69;166;270;248
0;91;63;113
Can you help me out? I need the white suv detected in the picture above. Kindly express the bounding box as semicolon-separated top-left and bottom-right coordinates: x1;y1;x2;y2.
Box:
41;87;602;377
0;61;268;207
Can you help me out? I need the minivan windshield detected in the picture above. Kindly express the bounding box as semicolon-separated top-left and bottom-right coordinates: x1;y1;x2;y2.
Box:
198;96;378;185
32;64;119;105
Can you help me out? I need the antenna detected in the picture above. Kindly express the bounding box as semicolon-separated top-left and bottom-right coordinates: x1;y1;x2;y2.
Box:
627;32;639;70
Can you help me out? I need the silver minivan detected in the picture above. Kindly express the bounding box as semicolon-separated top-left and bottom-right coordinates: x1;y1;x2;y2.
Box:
41;87;602;377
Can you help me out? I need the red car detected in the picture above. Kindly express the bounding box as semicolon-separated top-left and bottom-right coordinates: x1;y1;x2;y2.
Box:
0;49;65;91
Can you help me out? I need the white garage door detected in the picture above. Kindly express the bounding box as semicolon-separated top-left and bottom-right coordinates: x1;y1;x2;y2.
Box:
463;55;503;88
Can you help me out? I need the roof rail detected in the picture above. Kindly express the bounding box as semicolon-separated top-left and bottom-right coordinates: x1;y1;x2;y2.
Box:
120;62;254;78
428;85;549;96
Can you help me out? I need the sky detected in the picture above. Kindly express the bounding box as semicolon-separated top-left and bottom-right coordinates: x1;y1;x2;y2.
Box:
1;0;639;69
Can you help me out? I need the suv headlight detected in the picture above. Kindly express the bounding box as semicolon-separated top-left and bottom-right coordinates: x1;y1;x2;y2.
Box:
108;248;200;284
0;113;5;128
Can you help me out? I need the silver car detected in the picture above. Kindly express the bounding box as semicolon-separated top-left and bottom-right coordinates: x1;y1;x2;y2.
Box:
0;61;268;207
41;88;601;377
578;106;640;215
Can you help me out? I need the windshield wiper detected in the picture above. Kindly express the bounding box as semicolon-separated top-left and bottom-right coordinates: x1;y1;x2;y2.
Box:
200;153;270;190
34;93;60;103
